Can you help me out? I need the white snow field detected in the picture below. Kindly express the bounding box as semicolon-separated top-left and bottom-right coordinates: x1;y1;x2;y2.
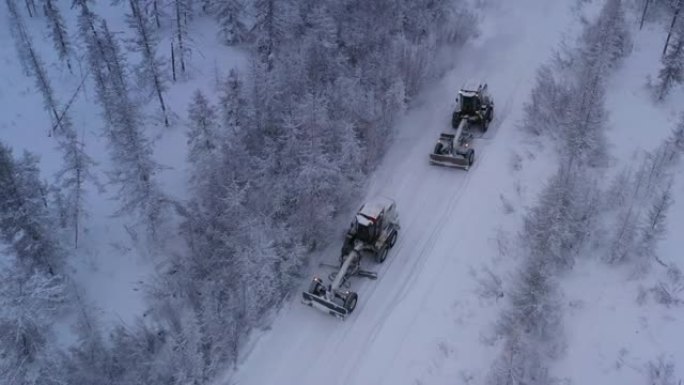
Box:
223;1;578;384
0;8;247;328
552;18;684;385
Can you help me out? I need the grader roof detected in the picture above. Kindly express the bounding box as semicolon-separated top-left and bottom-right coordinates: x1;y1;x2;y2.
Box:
357;196;394;224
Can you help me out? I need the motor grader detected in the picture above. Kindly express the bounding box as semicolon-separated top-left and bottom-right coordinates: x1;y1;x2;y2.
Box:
430;82;493;170
302;197;400;319
451;82;494;133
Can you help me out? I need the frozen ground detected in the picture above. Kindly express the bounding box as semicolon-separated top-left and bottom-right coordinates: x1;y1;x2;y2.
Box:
0;4;247;327
552;17;684;385
2;0;683;383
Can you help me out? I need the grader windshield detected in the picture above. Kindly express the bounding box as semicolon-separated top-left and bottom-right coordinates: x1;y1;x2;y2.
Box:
459;91;480;115
355;214;380;244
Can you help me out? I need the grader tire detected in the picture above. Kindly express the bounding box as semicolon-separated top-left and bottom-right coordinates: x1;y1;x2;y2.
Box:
344;292;358;314
388;231;398;249
375;247;388;263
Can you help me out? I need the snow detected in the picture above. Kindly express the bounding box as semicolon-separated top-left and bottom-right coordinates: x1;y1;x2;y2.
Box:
553;259;684;385
358;196;394;221
220;1;578;384
550;12;684;385
0;3;247;329
660;166;684;267
2;0;683;383
604;23;684;167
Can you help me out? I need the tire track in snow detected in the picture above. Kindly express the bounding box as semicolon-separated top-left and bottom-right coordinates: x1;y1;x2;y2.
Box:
335;187;466;385
335;83;517;385
290;92;459;383
340;138;501;384
225;1;574;381
365;83;517;328
374;62;543;385
300;158;438;379
347;86;516;385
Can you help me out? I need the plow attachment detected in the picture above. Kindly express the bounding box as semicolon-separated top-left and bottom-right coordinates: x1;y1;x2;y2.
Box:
301;277;358;319
301;290;351;319
429;131;475;171
429;153;472;169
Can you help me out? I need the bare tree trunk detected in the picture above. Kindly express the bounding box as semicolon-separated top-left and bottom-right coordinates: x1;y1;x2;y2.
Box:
74;164;81;248
640;0;651;30
171;41;176;81
155;79;169;127
153;0;161;28
129;0;169;126
24;0;35;17
175;0;186;75
663;0;682;56
75;1;113;75
25;44;65;133
45;0;73;73
157;87;169;126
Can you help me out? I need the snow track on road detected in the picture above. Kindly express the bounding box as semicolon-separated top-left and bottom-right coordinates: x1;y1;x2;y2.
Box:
223;1;576;384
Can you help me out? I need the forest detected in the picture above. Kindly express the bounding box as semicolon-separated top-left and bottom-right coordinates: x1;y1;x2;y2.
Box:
2;0;684;384
1;0;478;383
487;0;684;383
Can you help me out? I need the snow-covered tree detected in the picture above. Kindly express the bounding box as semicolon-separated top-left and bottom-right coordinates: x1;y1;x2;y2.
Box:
84;19;167;238
522;65;573;138
43;0;72;72
61;296;123;384
282;94;344;247
560;0;632;168
561;68;610;168
251;0;295;71
172;0;192;79
187;90;219;159
523;165;599;271
497;257;563;350
127;0;170;126
652;264;684;306
98;20;130;102
7;0;65;133
436;1;480;46
487;333;553;385
0;259;67;381
522;0;628;163
394;38;432;102
53;128;97;249
23;0;36;17
606;121;683;266
299;12;340;91
648;356;677;385
215;0;248;44
662;0;683;56
640;0;653;29
146;0;164;29
654;32;684;100
186;89;220;191
176;2;481;382
578;0;632;78
633;182;673;272
667;117;684;166
323;118;363;182
0;144;65;274
218;68;250;136
7;0;97;249
74;0;113;90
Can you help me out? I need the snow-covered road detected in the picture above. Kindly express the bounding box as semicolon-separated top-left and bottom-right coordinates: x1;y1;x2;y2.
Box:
225;1;576;384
